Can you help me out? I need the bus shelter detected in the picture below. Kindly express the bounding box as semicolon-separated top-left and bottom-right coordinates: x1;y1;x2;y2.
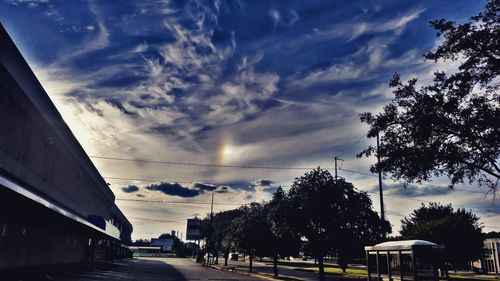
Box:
365;240;445;281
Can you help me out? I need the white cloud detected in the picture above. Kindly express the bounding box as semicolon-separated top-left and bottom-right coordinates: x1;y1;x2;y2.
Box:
293;63;364;87
7;0;48;7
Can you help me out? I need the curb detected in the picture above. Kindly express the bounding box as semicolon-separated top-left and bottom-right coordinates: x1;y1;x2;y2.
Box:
294;268;365;279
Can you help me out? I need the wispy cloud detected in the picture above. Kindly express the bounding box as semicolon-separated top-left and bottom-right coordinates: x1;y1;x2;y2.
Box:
3;0;496;238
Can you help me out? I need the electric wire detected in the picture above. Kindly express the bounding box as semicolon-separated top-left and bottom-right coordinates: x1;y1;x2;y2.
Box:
90;155;328;170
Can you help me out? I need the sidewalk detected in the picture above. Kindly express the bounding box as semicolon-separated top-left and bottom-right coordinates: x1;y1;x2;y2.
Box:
207;259;500;281
208;259;364;281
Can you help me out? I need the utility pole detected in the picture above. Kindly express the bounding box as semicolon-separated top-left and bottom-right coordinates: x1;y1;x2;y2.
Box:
206;192;214;266
334;156;343;182
376;130;385;222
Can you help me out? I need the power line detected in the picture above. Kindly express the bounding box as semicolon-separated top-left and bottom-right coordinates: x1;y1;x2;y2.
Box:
385;211;500;229
90;155;327;170
338;166;488;195
105;176;192;183
375;192;500;213
326;133;368;169
339;167;378;178
116;198;249;206
371;193;434;203
129;216;192;225
129;216;192;222
106;173;488;198
98;155;489;195
116;191;500;215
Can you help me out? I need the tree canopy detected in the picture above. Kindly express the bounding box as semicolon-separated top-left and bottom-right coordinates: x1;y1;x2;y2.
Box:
359;0;500;190
287;168;390;280
210;209;242;265
401;203;484;268
266;186;301;278
229;202;272;272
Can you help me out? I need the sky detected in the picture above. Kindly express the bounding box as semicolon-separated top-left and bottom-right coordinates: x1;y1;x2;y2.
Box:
1;0;498;240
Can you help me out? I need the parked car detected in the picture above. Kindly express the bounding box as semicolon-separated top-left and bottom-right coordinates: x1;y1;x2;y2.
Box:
230;253;239;261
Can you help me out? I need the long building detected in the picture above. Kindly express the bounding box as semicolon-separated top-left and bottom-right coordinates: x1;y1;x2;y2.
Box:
0;23;132;269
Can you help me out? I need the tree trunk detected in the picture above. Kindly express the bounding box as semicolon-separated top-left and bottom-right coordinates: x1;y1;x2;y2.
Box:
318;255;325;281
249;252;253;272
273;253;279;278
224;249;229;267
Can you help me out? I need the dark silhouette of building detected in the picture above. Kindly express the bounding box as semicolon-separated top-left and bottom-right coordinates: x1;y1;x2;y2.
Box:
0;23;132;269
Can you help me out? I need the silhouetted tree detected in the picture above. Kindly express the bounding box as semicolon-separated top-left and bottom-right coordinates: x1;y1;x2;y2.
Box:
229;202;271;272
210;209;243;265
266;187;301;278
287;168;390;281
401;203;484;269
199;216;211;263
359;0;500;190
485;231;500;239
131;239;150;246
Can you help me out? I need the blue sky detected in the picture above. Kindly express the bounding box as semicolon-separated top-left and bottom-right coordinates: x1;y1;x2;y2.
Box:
2;0;498;240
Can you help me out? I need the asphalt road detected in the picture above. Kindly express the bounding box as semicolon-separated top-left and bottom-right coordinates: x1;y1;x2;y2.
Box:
2;258;262;281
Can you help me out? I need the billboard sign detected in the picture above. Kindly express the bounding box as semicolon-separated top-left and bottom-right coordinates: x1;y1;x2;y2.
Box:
186;218;201;240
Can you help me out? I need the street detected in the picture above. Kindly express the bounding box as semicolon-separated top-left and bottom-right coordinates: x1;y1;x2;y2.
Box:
3;258;262;281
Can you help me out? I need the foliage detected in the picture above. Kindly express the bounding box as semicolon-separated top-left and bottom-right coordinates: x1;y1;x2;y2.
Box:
287;168;390;280
400;203;484;268
210;209;243;264
358;0;500;190
229;202;273;271
201;168;389;280
131;239;150;246
266;186;301;277
485;231;500;238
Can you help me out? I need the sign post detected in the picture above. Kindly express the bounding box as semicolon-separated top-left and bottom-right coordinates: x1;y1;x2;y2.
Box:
186;218;202;262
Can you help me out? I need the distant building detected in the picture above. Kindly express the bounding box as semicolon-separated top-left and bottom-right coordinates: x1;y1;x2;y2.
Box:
474;238;500;274
151;238;175;252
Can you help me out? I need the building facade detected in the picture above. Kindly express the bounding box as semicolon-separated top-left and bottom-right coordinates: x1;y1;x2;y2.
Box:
0;23;132;269
482;238;500;274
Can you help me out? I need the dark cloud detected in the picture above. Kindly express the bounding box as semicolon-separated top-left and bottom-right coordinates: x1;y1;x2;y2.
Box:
121;185;139;193
255;179;274;186
382;183;453;197
215;186;231;194
254;179;279;194
261;185;279;194
218;181;256;192
145;182;200;198
459;198;500;217
192;182;217;191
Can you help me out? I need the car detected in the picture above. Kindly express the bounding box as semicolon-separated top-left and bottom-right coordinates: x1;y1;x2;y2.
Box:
230;253;239;261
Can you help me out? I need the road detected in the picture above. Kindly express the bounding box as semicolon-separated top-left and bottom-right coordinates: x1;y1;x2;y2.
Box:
3;258;262;281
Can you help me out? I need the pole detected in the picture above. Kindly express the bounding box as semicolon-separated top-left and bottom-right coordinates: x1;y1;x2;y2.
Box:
334;156;343;182
334;156;338;181
206;192;214;266
376;130;385;222
210;192;214;216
